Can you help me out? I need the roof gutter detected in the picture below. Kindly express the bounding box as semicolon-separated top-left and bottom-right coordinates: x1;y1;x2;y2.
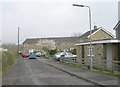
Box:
76;39;120;46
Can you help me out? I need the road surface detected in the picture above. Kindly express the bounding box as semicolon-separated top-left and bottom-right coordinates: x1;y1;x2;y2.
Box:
2;58;92;85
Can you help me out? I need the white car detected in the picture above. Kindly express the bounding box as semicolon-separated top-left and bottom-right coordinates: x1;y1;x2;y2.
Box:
53;52;76;61
35;52;42;57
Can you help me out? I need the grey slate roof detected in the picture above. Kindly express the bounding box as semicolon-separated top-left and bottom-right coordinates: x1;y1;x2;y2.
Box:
79;27;114;39
79;29;98;38
23;26;114;45
22;37;80;45
113;21;120;30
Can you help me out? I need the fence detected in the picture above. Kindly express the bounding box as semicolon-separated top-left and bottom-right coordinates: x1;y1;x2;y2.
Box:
60;57;77;63
92;59;120;71
60;57;120;71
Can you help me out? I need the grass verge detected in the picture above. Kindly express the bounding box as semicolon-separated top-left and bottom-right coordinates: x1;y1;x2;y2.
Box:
60;61;120;77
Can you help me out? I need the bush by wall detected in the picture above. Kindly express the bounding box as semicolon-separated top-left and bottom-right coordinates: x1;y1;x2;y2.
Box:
2;51;17;73
0;52;2;73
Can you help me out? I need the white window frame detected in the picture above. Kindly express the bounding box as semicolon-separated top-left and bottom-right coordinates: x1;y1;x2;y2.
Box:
87;46;94;57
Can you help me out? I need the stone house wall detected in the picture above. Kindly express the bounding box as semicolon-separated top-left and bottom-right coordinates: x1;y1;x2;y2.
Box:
90;29;113;41
116;25;120;40
78;44;105;68
77;43;119;70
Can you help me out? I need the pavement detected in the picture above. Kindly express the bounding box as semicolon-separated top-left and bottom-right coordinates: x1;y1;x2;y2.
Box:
38;58;120;87
0;72;2;86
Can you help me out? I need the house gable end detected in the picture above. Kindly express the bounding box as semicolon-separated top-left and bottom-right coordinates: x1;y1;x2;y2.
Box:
87;28;115;39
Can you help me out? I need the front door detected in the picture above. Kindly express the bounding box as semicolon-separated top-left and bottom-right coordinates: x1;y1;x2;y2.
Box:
106;44;112;70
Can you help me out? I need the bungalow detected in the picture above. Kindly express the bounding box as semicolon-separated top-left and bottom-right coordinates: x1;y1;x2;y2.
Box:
76;26;118;70
113;20;120;61
76;39;119;70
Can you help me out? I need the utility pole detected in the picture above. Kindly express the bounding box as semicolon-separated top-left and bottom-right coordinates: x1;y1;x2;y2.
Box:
18;27;20;57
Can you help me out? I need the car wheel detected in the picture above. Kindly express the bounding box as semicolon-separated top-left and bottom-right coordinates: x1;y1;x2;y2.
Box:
57;58;60;61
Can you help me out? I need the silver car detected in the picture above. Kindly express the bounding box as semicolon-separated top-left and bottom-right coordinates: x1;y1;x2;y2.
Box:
53;52;76;61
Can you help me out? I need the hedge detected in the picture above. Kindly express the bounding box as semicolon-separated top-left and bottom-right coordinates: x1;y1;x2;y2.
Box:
2;51;17;73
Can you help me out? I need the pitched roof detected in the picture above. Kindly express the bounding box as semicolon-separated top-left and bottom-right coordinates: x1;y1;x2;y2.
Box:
22;38;40;44
79;27;115;38
22;37;79;45
79;29;98;38
113;21;120;30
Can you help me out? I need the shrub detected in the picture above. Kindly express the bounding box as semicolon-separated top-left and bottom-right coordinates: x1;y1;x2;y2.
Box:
2;52;8;71
70;49;76;55
50;49;58;56
2;51;17;73
44;54;50;58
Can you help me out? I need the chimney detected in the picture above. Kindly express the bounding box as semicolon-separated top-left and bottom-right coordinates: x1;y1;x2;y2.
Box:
94;25;97;30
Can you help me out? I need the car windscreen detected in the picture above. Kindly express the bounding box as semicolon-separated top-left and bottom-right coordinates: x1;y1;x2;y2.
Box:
67;52;74;56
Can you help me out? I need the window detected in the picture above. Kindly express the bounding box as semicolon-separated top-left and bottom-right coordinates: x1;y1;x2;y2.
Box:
87;46;94;56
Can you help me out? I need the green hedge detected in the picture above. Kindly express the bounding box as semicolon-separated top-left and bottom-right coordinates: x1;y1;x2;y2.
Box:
2;51;17;72
0;52;2;73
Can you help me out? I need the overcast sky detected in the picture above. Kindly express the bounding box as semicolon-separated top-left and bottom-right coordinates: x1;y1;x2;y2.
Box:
1;0;119;44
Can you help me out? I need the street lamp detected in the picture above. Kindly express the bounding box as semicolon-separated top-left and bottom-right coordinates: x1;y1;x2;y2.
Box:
18;27;20;57
73;4;93;70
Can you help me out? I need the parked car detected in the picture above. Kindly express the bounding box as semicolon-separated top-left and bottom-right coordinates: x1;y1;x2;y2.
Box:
35;50;47;57
22;53;29;58
53;52;76;61
29;52;36;59
35;52;42;57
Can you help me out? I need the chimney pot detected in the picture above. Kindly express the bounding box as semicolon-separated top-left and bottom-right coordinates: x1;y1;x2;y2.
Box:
94;25;97;30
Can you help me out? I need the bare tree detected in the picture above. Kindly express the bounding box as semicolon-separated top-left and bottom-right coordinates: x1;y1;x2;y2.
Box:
71;32;82;37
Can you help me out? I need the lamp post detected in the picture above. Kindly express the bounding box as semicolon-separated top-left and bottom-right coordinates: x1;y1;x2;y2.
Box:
73;4;93;70
18;27;20;57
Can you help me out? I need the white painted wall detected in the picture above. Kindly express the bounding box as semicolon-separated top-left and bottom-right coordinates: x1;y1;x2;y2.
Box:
106;44;112;70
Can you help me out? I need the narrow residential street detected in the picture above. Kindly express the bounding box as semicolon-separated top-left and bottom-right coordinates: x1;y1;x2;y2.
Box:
2;58;92;85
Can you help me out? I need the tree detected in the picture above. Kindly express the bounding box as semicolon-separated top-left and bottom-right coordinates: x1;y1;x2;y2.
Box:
71;32;82;37
36;39;56;51
2;43;17;51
